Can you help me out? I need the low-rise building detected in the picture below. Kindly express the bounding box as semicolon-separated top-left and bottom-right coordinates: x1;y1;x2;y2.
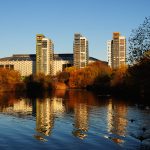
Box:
0;54;36;76
0;53;102;76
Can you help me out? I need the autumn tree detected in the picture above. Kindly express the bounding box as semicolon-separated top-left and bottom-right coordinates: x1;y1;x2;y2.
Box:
126;57;150;98
57;71;70;83
127;17;150;98
0;68;21;92
24;73;52;94
67;61;112;89
87;61;112;92
128;16;150;63
111;65;128;87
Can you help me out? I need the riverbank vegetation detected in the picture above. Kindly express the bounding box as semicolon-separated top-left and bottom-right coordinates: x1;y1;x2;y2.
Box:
56;56;150;99
23;73;53;97
1;58;149;99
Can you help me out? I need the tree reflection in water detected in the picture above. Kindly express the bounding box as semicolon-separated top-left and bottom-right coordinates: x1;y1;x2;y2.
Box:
0;90;149;149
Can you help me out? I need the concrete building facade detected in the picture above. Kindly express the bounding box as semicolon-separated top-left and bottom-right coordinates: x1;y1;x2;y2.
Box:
0;54;35;76
107;32;126;69
0;54;100;76
73;33;89;68
36;34;54;75
107;40;112;67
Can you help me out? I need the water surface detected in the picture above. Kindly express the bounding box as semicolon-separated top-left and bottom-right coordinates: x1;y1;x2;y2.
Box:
0;90;150;150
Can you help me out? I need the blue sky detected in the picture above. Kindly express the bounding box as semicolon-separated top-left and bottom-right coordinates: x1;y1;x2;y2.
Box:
0;0;149;61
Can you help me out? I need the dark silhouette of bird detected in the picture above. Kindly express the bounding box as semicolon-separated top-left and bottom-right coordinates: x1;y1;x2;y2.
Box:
130;119;135;123
138;136;145;142
142;127;146;132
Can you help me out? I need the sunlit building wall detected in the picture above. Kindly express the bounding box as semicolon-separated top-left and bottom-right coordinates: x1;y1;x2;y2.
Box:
73;33;89;68
0;54;101;76
108;32;126;69
0;54;35;76
36;34;54;75
107;40;112;67
119;36;126;66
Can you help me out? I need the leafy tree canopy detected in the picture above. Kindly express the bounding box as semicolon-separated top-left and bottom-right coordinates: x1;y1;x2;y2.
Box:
128;16;150;63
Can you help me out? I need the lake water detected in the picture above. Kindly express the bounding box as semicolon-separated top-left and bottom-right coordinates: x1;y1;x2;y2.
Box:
0;90;150;150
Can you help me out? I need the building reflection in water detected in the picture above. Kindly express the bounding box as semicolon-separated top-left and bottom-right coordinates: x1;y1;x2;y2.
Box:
73;103;89;139
13;99;32;113
66;90;95;139
0;96;32;116
35;97;65;138
107;99;128;144
1;91;128;142
36;98;54;136
34;90;97;140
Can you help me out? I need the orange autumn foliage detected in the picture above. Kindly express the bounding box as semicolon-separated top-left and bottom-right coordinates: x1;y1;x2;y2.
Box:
0;68;21;92
111;65;128;87
66;61;111;89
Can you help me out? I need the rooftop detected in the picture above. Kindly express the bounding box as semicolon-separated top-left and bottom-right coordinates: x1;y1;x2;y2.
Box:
0;53;105;63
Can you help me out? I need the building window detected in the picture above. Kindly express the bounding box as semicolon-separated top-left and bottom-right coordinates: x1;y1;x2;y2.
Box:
5;65;9;69
81;62;85;67
81;53;85;60
42;40;47;48
0;65;4;68
10;65;14;70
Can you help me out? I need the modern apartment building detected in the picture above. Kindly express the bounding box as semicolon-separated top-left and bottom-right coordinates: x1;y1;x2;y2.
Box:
73;33;89;68
107;32;126;69
107;40;112;67
36;34;54;75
